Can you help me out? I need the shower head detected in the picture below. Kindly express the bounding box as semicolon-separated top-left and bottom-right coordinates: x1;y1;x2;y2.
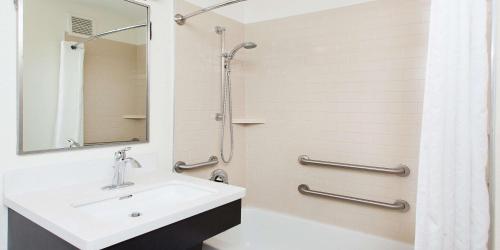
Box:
242;42;258;49
227;42;257;59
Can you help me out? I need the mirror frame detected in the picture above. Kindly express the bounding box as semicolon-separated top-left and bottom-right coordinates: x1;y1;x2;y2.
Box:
16;0;151;154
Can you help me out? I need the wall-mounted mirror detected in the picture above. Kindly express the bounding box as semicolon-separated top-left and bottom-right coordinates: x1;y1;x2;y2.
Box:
18;0;150;154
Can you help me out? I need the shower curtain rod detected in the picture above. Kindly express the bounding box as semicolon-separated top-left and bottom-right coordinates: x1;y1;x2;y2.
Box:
174;0;247;25
70;23;147;49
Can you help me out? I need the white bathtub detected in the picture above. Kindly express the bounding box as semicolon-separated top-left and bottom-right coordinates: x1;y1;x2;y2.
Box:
204;207;413;250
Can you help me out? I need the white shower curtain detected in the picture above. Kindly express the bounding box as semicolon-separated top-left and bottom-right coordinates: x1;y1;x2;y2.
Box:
54;41;85;148
415;0;490;249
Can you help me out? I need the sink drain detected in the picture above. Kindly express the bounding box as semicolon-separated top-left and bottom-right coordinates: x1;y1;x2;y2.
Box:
130;212;141;218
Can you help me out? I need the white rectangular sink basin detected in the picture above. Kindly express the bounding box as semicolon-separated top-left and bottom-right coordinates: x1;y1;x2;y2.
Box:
73;181;215;221
4;172;245;250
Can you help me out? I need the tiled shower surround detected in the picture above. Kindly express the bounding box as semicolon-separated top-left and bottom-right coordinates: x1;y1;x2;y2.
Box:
174;0;248;187
175;0;429;243
76;37;147;144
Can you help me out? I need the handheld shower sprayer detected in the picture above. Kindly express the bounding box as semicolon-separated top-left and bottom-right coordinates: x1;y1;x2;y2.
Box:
226;42;258;60
216;28;257;163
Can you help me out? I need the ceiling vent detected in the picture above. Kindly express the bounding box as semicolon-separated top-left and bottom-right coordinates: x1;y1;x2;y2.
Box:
70;16;93;36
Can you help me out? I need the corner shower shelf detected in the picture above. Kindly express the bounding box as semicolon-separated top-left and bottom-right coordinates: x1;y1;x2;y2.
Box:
232;118;266;125
122;115;147;120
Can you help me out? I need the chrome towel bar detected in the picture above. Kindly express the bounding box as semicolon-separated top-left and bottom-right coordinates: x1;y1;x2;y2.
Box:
298;155;410;177
174;156;219;173
298;184;410;212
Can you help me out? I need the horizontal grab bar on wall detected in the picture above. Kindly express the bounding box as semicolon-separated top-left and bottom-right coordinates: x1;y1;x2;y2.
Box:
298;184;410;212
174;156;219;173
298;155;410;177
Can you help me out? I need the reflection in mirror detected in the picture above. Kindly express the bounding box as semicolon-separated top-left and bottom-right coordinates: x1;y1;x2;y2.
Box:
20;0;149;153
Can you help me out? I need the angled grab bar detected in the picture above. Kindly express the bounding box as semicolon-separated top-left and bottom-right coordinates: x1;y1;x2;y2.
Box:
298;184;410;212
174;156;219;173
298;155;410;177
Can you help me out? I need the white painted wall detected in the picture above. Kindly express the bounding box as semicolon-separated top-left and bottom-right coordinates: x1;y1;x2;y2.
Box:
0;0;175;247
183;0;374;23
495;0;500;247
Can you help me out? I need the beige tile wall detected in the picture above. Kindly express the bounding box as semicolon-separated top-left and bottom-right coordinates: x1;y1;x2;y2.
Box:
243;0;429;243
67;35;148;144
133;44;148;141
174;0;429;243
174;0;247;187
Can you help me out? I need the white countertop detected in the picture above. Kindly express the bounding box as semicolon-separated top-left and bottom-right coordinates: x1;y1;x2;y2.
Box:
4;171;246;250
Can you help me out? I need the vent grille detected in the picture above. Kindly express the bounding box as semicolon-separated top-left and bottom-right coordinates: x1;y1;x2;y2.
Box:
71;16;93;36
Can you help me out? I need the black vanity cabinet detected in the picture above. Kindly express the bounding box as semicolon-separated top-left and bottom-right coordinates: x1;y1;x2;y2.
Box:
8;200;241;250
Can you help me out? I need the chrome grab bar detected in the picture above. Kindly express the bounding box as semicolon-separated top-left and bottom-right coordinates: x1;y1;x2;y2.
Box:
298;184;410;212
174;156;219;173
298;155;410;177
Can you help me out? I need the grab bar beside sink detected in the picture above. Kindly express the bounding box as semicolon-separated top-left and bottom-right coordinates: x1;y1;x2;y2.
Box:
174;156;219;173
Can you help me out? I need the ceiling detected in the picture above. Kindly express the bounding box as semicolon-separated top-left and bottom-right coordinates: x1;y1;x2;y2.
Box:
183;0;375;24
68;0;147;21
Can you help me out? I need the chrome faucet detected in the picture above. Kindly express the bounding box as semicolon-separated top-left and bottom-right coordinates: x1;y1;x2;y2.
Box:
102;147;142;190
66;139;81;148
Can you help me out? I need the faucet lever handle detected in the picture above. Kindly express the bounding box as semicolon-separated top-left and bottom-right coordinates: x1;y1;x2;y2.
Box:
126;157;143;168
115;147;132;161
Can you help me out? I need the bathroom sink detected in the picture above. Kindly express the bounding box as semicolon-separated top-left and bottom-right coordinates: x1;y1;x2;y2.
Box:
73;181;215;220
4;171;245;249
